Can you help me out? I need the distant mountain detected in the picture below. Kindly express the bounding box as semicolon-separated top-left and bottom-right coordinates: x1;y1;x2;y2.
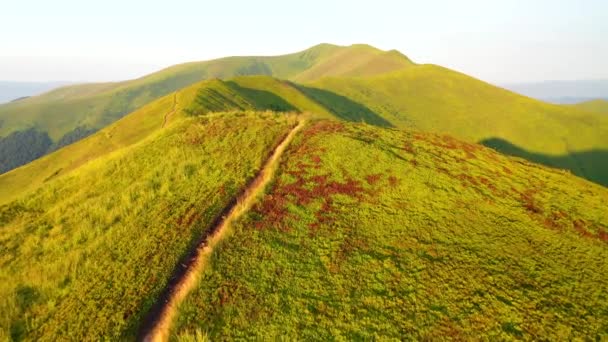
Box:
572;99;608;114
0;81;70;103
0;44;413;173
1;44;608;189
501;80;608;103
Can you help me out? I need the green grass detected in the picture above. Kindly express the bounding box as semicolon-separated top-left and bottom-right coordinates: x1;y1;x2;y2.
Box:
308;65;608;186
2;44;607;187
0;43;405;141
572;99;608;115
0;80;203;205
172;120;608;340
0;112;297;341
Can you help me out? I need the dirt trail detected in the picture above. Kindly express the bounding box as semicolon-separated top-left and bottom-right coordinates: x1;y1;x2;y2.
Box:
161;93;178;128
140;118;305;342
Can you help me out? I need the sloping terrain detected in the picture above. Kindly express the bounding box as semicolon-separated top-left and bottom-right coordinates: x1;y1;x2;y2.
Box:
308;65;608;186
573;99;608;114
0;112;297;340
0;80;200;205
2;44;607;187
172;120;608;340
0;43;412;173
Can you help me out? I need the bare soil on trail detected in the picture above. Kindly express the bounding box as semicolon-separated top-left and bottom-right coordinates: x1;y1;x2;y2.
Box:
140;117;305;342
161;93;177;128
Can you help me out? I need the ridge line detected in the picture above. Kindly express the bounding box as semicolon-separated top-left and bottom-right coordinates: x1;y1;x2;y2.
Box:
140;116;306;342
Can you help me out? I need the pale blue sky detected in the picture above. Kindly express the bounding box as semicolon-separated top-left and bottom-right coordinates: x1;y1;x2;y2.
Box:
1;0;606;83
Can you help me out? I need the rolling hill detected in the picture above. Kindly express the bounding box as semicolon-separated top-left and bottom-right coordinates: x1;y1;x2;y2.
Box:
1;104;607;340
0;81;69;104
0;111;298;340
306;65;608;186
2;44;607;189
2;72;608;206
0;43;412;174
573;99;608;115
171;119;608;340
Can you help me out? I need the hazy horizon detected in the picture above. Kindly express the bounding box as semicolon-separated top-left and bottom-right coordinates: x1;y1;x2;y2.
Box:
2;0;607;84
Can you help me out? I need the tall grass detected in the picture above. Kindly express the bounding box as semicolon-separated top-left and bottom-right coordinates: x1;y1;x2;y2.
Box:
173;120;608;340
0;112;296;340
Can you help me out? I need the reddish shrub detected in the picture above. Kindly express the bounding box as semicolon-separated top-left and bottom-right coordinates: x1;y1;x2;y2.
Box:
572;219;593;238
403;142;415;154
388;175;399;187
598;230;608;242
365;174;382;185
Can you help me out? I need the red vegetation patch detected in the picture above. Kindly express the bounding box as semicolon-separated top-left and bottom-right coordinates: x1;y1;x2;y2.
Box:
429;134;483;159
403;142;415;154
365;174;382;185
388;175;399;187
520;190;542;214
573;219;594;238
303;121;346;138
598;230;608;242
310;155;322;165
457;174;479;187
252;131;369;233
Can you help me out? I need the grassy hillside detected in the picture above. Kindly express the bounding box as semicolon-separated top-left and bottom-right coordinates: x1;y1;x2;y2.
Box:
0;44;406;140
173;120;608;340
573;99;608;114
0;80;201;205
0;44;411;174
308;65;608;186
0;74;387;206
0;112;297;340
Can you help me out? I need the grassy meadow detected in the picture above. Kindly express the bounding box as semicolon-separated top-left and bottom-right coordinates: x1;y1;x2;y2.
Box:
308;65;608;186
573;99;608;115
173;120;608;340
0;112;297;340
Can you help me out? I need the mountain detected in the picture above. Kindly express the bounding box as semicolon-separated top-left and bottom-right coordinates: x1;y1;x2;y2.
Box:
1;102;607;339
501;80;608;103
306;66;608;187
0;44;412;173
2;44;608;188
2;75;608;207
0;81;69;104
573;99;608;114
172;119;608;340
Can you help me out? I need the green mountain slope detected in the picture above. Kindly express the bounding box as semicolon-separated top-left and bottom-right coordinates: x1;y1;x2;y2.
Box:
573;99;608;114
173;120;608;340
308;65;608;186
0;75;383;205
0;112;297;340
1;103;607;340
0;44;412;174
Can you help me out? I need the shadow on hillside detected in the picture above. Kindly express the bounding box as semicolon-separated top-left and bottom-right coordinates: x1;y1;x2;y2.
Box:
225;81;298;112
292;83;394;127
480;137;608;187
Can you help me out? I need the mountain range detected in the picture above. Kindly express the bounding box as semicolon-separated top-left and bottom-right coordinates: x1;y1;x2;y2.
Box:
1;43;608;340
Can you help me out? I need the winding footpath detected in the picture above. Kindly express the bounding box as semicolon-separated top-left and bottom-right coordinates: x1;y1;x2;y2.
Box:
161;93;178;128
141;118;305;342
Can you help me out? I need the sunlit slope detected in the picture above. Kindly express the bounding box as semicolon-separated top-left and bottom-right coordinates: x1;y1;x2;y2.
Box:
308;65;608;186
292;44;413;82
174;120;608;340
573;99;608;115
0;80;202;205
0;43;407;140
0;74;402;205
0;112;296;341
